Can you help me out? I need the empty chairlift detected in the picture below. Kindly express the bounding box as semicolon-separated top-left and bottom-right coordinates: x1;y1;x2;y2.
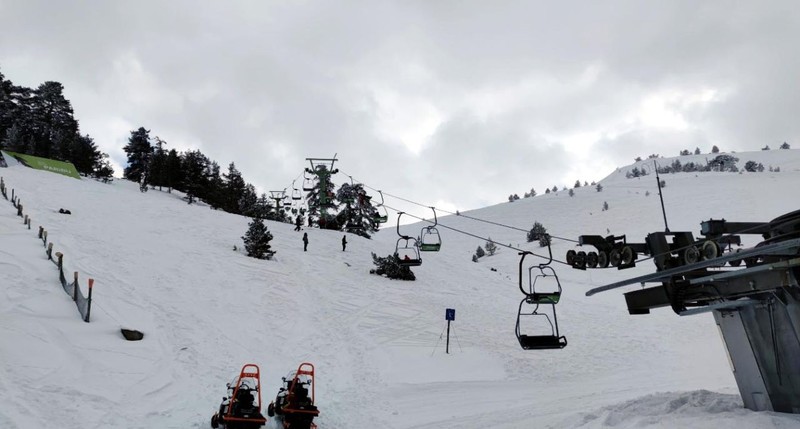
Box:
373;190;389;224
396;212;422;266
302;171;316;192
515;250;567;350
419;207;442;252
291;181;302;201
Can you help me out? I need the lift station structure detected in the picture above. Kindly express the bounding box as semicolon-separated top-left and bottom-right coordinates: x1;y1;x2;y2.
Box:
568;209;800;413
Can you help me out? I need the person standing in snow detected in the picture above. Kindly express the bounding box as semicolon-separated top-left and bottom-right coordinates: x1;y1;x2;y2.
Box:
294;216;302;231
302;232;309;252
342;235;347;251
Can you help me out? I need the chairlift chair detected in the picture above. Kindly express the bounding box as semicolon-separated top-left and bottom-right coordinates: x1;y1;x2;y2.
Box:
373;190;389;224
515;250;567;350
515;299;568;350
291;182;302;201
395;237;422;267
396;212;422;266
302;171;315;192
419;207;442;252
419;227;442;252
526;265;562;304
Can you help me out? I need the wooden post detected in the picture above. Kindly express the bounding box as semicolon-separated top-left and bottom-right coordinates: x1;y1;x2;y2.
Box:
47;242;53;259
24;214;28;225
38;226;43;239
43;230;48;246
84;279;94;323
73;272;79;302
17;202;22;217
55;251;63;270
27;218;31;230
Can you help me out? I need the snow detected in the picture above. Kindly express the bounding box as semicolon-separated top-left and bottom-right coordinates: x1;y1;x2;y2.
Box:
2;149;800;428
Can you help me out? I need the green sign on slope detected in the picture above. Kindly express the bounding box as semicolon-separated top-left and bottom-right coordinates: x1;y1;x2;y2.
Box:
2;151;81;179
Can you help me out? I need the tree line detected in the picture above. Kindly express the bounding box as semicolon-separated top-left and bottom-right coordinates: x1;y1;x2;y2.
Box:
124;127;382;238
0;67;113;178
123;126;291;221
0;67;385;239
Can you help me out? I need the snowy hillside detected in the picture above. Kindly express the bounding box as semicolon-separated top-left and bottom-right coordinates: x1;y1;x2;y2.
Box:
2;149;800;429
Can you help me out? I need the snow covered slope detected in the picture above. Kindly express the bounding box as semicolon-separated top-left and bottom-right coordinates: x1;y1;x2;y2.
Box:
1;150;800;428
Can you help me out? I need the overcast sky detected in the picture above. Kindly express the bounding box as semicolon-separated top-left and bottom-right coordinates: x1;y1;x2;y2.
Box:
2;0;798;217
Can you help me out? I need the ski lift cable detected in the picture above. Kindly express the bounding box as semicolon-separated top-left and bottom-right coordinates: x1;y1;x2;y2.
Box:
372;177;767;262
383;203;571;266
342;171;579;244
342;174;773;271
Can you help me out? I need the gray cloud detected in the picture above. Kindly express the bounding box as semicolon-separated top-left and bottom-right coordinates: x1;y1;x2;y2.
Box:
2;0;798;215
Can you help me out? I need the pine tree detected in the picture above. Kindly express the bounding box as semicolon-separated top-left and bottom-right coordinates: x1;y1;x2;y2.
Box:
223;162;247;214
694;147;701;155
336;182;379;237
527;221;548;246
596;183;603;192
31;81;79;159
148;137;168;190
476;245;486;258
123;127;153;182
164;149;182;193
574;180;581;188
602;201;609;211
485;238;497;256
780;142;791;149
242;217;274;259
206;161;225;209
568;189;574;197
711;145;720;153
181;149;209;204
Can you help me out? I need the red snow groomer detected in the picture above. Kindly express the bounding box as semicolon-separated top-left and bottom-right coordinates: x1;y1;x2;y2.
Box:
267;362;320;429
211;363;267;429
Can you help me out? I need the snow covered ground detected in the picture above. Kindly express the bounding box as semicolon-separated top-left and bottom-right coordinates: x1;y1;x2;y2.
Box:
2;149;800;428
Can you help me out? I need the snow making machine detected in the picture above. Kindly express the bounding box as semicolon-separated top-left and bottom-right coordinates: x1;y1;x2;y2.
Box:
267;362;320;429
211;364;267;429
567;209;800;413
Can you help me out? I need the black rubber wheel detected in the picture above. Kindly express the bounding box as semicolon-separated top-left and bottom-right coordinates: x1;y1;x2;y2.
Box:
211;414;219;429
575;251;587;268
267;402;275;417
586;251;598;268
566;249;577;265
620;246;635;265
609;249;621;267
701;241;719;260
683;246;700;265
597;251;609;268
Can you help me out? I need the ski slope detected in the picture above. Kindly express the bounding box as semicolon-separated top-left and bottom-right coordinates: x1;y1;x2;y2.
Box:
2;149;800;428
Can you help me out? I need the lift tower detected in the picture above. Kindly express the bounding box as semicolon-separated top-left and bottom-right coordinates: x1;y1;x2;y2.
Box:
304;156;339;226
